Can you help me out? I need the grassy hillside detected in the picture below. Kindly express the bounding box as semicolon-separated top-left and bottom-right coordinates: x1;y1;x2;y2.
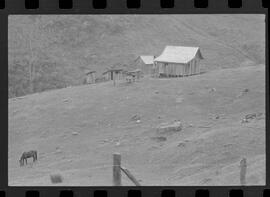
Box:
9;64;265;186
8;15;265;97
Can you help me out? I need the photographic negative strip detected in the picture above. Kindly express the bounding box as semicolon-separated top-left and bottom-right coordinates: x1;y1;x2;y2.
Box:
7;14;266;186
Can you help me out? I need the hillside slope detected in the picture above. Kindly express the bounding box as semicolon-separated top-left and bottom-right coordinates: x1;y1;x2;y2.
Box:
9;64;265;186
8;15;265;97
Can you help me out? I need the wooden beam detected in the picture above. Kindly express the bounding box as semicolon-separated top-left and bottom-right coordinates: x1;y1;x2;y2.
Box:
120;166;141;186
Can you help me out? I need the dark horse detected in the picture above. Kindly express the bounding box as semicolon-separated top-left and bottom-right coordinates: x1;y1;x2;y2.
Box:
19;150;37;166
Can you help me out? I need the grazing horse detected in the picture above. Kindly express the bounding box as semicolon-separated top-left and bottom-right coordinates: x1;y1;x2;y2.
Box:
19;150;37;166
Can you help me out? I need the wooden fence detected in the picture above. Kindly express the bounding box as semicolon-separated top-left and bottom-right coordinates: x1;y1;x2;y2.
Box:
113;153;141;186
113;154;248;186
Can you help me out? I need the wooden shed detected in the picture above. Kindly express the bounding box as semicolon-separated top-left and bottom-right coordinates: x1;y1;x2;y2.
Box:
84;70;96;84
153;46;203;77
125;69;143;82
134;56;155;76
102;68;125;81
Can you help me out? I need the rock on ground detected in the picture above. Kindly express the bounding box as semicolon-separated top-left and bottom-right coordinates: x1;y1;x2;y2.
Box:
157;120;183;134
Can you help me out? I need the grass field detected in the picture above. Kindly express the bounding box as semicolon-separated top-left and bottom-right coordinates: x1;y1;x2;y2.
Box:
9;63;265;185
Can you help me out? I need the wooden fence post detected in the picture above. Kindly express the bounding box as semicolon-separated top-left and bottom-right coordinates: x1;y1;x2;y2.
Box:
113;153;121;186
240;158;247;185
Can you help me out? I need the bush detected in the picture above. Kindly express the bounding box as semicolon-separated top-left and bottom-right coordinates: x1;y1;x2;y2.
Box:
50;174;63;183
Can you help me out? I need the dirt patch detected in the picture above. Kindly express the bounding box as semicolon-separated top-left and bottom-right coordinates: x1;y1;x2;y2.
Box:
151;136;167;142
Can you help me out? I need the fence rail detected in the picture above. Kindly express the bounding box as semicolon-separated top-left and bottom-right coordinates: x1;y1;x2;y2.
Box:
113;153;141;186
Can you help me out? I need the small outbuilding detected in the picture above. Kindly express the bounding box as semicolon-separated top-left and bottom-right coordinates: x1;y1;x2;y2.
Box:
84;70;96;84
102;68;125;81
134;56;155;76
102;64;127;86
153;46;203;77
125;69;143;83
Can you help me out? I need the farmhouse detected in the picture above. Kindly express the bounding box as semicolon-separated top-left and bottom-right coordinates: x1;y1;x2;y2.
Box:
153;46;203;77
84;70;96;84
134;56;155;76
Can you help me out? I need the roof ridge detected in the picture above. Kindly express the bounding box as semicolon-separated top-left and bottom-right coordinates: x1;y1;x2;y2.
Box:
165;45;199;48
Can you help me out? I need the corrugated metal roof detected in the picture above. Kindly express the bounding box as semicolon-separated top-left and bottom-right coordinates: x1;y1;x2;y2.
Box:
139;56;154;65
154;46;203;64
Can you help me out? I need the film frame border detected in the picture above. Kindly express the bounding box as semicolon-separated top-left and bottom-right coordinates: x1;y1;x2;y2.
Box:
0;0;268;11
0;0;268;197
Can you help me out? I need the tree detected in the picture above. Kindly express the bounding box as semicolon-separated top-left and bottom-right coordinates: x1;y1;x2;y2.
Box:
9;16;57;95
